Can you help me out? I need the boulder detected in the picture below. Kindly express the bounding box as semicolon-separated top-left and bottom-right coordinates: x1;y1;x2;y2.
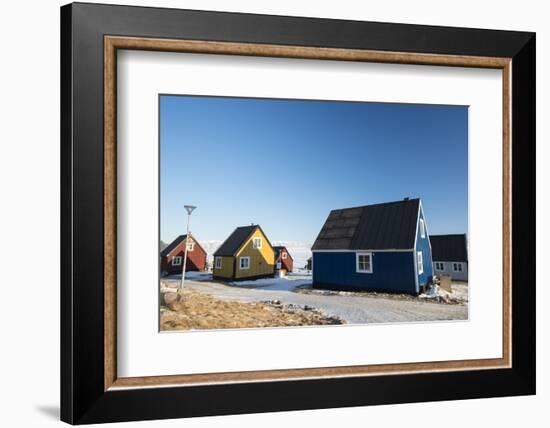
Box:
162;291;181;311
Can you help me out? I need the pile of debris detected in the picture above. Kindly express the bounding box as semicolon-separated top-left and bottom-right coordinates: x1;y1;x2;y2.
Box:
419;275;467;304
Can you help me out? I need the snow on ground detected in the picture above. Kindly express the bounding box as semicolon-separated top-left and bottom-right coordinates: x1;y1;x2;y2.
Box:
181;271;213;281
229;273;312;291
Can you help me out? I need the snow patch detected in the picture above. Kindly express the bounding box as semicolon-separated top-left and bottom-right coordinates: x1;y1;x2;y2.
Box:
170;271;213;281
229;275;312;292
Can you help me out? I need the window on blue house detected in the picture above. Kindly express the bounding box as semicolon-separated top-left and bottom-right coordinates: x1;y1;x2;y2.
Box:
356;252;373;273
417;251;424;274
420;218;426;238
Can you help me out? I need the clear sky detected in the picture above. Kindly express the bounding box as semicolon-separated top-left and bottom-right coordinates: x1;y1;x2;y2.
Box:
160;95;468;244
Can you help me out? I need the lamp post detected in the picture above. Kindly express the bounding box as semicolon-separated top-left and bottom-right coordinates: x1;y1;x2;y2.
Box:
179;204;196;295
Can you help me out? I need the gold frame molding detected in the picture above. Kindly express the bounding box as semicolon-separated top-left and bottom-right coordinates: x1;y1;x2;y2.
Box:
104;36;512;391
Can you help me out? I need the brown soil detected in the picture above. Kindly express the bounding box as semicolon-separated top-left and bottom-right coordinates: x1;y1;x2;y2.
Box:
160;289;343;331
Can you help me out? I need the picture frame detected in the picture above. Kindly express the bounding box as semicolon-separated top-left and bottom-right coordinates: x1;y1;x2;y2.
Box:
61;2;535;424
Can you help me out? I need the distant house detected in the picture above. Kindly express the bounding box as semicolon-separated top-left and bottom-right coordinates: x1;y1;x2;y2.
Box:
213;225;276;280
430;234;468;281
273;246;293;273
306;257;312;271
312;198;433;294
160;234;207;275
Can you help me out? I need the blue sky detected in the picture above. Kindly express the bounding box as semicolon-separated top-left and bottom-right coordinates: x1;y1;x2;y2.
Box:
160;95;468;244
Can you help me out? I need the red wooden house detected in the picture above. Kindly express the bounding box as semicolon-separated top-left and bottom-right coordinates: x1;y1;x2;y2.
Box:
160;234;207;276
273;246;293;273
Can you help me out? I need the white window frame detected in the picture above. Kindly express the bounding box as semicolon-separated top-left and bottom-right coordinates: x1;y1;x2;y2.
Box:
172;256;182;266
453;262;463;272
355;252;373;273
420;218;426;238
417;251;424;274
214;257;222;270
239;256;250;270
435;262;444;271
186;242;194;251
281;252;287;260
252;237;262;249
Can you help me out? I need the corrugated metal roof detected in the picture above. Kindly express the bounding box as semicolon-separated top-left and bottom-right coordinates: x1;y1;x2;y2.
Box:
430;234;468;262
213;225;258;256
312;199;420;250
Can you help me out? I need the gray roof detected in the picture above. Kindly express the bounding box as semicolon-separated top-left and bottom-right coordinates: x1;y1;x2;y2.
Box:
312;199;420;250
214;225;258;257
430;234;468;262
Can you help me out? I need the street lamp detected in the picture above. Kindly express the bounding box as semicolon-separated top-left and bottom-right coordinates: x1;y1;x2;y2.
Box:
179;204;196;295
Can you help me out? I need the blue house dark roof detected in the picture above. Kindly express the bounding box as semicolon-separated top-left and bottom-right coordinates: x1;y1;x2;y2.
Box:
312;199;420;251
430;234;468;262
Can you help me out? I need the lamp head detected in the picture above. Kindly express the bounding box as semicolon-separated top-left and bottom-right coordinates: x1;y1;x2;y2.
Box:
184;205;197;215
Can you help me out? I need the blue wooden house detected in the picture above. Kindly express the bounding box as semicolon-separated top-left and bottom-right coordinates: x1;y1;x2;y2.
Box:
312;198;433;294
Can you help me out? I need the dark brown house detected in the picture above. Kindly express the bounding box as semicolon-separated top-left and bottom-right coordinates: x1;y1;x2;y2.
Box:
273;246;293;273
160;234;207;276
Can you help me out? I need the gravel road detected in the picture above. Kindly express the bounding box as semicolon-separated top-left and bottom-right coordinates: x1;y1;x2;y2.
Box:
162;275;468;324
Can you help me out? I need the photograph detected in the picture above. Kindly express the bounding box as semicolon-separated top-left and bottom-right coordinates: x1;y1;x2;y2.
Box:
55;2;537;424
158;95;469;331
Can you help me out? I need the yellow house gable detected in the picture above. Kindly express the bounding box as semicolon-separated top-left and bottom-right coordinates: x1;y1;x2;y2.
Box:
234;227;275;279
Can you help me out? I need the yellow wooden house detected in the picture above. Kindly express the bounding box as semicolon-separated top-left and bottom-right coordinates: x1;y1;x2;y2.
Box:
213;225;276;280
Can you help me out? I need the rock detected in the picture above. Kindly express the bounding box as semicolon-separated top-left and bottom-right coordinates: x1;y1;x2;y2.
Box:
162;291;181;311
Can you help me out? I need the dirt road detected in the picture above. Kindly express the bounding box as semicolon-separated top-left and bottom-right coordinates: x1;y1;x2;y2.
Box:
162;275;468;324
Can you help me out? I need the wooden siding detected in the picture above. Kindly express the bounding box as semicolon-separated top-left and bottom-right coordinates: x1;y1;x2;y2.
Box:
276;249;293;272
160;237;207;275
433;261;468;281
414;207;434;289
312;251;417;293
213;256;235;279
234;228;275;279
